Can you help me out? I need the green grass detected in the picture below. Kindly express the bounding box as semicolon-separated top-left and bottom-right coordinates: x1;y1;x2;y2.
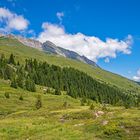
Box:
0;36;140;95
0;79;140;140
0;37;140;139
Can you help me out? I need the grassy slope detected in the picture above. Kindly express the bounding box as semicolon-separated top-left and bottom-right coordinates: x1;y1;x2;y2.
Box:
0;37;140;139
0;36;140;95
0;79;140;140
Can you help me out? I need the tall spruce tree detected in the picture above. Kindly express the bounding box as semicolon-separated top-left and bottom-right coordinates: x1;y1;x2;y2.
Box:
8;54;15;65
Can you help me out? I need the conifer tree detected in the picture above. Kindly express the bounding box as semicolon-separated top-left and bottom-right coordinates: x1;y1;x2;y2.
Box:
8;54;15;65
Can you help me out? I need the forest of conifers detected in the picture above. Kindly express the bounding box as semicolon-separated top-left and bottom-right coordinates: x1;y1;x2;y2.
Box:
0;53;139;107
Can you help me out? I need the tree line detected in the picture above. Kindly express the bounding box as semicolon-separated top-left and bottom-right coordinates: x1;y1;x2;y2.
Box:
0;53;139;107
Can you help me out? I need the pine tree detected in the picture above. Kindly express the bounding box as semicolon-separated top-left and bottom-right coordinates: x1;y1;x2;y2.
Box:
8;54;15;65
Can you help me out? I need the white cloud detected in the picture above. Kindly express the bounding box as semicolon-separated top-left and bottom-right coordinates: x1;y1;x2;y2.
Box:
0;7;29;32
38;22;133;62
56;12;64;22
133;69;140;81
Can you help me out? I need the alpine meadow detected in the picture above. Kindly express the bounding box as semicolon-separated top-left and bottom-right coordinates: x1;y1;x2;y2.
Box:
0;0;140;140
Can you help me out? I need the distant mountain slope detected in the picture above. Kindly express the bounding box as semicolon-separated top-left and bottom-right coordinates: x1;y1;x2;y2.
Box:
42;41;98;67
0;34;97;67
0;36;140;95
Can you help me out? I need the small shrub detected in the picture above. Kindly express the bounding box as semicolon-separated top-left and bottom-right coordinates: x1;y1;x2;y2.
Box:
55;89;61;95
89;103;95;110
19;95;23;101
5;92;10;99
35;95;42;109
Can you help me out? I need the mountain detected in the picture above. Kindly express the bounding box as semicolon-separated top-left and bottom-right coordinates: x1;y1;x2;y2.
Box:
16;36;42;50
42;41;98;67
0;34;97;67
0;36;140;96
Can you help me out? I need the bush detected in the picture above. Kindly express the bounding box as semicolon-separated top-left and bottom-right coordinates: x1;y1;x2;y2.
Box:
19;95;23;100
35;95;42;109
55;89;61;95
4;92;10;99
89;103;95;110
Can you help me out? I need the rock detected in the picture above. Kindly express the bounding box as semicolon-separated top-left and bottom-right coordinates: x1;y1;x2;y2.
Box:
60;118;65;123
95;111;104;118
97;111;104;115
102;120;108;125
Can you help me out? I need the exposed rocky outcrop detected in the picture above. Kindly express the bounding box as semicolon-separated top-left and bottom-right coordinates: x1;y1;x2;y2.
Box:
42;41;98;67
16;36;42;50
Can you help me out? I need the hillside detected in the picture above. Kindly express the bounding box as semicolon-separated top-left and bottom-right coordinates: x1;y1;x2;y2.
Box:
0;34;97;67
0;36;140;95
0;79;140;140
0;36;140;140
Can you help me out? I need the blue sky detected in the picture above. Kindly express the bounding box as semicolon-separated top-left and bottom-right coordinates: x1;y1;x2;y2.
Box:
0;0;140;80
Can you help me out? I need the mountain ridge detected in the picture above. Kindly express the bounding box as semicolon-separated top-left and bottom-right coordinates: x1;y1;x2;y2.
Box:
0;33;97;67
42;41;98;67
